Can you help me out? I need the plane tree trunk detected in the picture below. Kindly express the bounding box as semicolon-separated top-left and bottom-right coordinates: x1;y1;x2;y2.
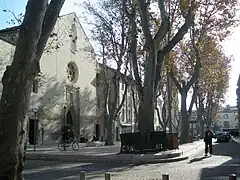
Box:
137;0;195;144
0;0;65;179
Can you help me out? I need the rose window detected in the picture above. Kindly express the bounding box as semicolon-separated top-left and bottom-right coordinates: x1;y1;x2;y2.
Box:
66;62;78;83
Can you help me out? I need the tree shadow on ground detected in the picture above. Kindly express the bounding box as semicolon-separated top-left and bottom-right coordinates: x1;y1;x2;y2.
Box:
187;139;218;164
29;75;65;143
199;140;240;180
188;156;211;164
24;160;135;180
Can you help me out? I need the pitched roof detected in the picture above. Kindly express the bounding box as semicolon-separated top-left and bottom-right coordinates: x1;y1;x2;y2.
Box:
0;12;78;45
97;62;135;84
0;26;20;45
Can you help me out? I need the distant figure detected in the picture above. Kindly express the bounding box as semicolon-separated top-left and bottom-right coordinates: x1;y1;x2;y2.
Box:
204;127;213;156
92;135;97;142
61;125;74;143
41;127;44;145
80;135;88;143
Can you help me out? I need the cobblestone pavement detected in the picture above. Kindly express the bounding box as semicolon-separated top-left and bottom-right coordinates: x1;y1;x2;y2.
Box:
24;139;240;180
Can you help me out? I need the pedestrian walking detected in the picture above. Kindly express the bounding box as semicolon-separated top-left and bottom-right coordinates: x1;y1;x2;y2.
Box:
204;127;213;156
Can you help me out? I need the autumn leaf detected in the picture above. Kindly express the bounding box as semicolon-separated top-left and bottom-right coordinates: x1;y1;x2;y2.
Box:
180;0;190;16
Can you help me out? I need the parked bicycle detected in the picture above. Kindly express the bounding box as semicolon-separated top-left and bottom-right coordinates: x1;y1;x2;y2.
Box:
58;125;79;151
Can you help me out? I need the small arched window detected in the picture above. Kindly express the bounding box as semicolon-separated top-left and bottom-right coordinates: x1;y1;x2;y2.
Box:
70;23;77;52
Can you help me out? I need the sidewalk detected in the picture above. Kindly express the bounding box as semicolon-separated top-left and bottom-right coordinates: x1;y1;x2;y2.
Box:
26;140;204;165
232;136;240;144
179;139;204;157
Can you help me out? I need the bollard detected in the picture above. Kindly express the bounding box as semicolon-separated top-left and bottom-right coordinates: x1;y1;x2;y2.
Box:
229;174;237;180
105;172;111;180
80;171;86;180
162;174;169;180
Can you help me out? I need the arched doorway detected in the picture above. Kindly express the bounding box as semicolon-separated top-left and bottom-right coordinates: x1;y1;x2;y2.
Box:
66;110;73;125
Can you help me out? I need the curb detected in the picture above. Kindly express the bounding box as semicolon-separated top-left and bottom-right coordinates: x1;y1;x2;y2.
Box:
26;150;185;165
232;137;240;144
132;155;189;165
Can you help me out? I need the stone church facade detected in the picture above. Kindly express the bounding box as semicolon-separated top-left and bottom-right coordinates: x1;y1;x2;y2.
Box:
0;13;98;144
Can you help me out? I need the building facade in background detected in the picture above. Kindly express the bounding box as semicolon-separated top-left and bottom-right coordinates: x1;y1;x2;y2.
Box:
214;105;238;132
96;64;161;141
189;105;239;134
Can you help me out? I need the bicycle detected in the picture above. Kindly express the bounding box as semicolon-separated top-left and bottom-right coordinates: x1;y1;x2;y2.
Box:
58;138;79;151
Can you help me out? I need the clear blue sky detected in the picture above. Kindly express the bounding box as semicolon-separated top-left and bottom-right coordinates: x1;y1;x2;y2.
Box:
0;0;27;28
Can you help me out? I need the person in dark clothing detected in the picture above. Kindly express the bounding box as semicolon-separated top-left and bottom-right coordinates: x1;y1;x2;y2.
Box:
61;125;74;143
204;127;213;156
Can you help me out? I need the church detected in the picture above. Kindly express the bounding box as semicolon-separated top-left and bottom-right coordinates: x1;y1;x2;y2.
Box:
0;13;98;144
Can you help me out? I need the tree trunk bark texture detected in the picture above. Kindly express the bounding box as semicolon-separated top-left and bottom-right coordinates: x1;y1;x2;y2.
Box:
0;0;65;178
106;75;118;145
105;85;115;145
0;0;48;178
138;48;157;149
103;82;112;145
138;50;156;135
106;114;114;145
199;102;205;138
180;92;190;144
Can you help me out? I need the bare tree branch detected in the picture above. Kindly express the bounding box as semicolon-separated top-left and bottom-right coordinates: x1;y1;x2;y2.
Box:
137;0;153;48
159;6;195;55
169;70;181;91
153;0;170;47
188;84;198;113
34;0;66;75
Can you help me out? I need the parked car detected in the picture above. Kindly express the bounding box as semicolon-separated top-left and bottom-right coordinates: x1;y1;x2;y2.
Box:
214;132;222;139
212;132;217;139
217;132;230;142
225;132;231;140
